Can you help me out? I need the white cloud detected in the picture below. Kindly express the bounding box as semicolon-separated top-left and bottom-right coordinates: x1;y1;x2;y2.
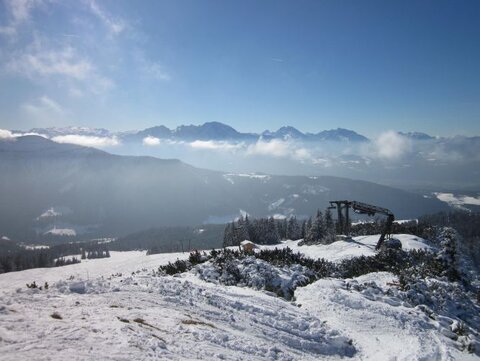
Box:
189;140;241;151
142;136;161;146
52;134;120;147
8;43;93;80
13;131;48;138
0;129;15;139
293;147;313;162
247;139;291;157
246;139;312;162
371;131;411;160
87;0;125;35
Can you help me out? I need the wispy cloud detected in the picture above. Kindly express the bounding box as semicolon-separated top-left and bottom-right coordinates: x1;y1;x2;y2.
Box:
141;60;171;81
0;0;43;38
87;0;125;35
52;134;120;147
10;0;41;22
7;40;93;80
134;51;171;82
25;95;63;113
5;36;115;95
20;96;66;125
0;25;16;36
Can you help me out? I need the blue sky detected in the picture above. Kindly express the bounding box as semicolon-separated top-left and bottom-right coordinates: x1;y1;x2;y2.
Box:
0;0;479;136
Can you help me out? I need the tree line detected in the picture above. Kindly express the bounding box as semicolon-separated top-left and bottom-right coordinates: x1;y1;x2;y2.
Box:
0;241;111;274
222;208;337;247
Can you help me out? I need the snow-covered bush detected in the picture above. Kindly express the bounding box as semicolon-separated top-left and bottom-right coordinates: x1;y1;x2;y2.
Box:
434;228;461;281
195;255;313;300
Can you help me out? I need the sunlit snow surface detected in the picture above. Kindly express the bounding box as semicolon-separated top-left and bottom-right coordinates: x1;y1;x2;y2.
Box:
0;235;476;360
260;234;432;263
434;192;480;210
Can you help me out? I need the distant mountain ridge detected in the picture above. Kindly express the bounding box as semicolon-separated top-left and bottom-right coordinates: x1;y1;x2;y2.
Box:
12;122;476;144
18;122;371;143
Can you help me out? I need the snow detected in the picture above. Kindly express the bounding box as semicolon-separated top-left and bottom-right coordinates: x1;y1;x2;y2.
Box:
44;228;77;236
268;198;285;211
295;273;476;361
223;173;271;184
353;219;417;225
22;244;50;250
91;237;116;244
259;234;433;263
37;207;61;219
0;251;188;291
434;192;480;209
0;234;475;360
395;218;418;224
0;257;354;360
54;254;81;263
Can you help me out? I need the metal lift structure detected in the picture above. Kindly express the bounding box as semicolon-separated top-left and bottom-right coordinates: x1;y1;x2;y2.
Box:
328;200;395;250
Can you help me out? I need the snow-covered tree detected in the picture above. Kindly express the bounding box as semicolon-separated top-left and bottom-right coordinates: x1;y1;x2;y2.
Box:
287;217;302;240
305;210;325;244
324;208;336;244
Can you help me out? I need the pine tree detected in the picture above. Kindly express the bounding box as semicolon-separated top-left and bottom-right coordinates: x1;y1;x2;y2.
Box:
301;220;307;239
237;216;250;242
244;215;253;241
287;217;302;240
305;210;325;244
324;208;336;244
266;217;280;244
223;222;234;247
278;218;288;240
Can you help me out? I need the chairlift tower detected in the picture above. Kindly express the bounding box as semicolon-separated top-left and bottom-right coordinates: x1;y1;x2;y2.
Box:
329;200;395;250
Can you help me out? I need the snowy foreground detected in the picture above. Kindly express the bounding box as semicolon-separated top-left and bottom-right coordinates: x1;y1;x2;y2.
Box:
0;235;478;360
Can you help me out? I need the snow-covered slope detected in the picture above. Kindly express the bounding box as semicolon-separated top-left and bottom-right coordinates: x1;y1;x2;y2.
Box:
296;273;477;361
0;234;477;360
260;234;432;263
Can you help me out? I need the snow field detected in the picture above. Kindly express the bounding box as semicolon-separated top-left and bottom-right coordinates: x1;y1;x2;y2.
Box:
0;271;354;360
296;272;479;361
259;234;432;263
0;234;477;360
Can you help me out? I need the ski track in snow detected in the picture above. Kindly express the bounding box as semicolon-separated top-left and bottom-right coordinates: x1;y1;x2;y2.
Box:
0;234;476;360
0;273;353;360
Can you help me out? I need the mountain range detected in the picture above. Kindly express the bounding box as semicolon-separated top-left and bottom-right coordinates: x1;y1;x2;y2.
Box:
0;135;449;242
7;122;480;191
19;122;373;143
